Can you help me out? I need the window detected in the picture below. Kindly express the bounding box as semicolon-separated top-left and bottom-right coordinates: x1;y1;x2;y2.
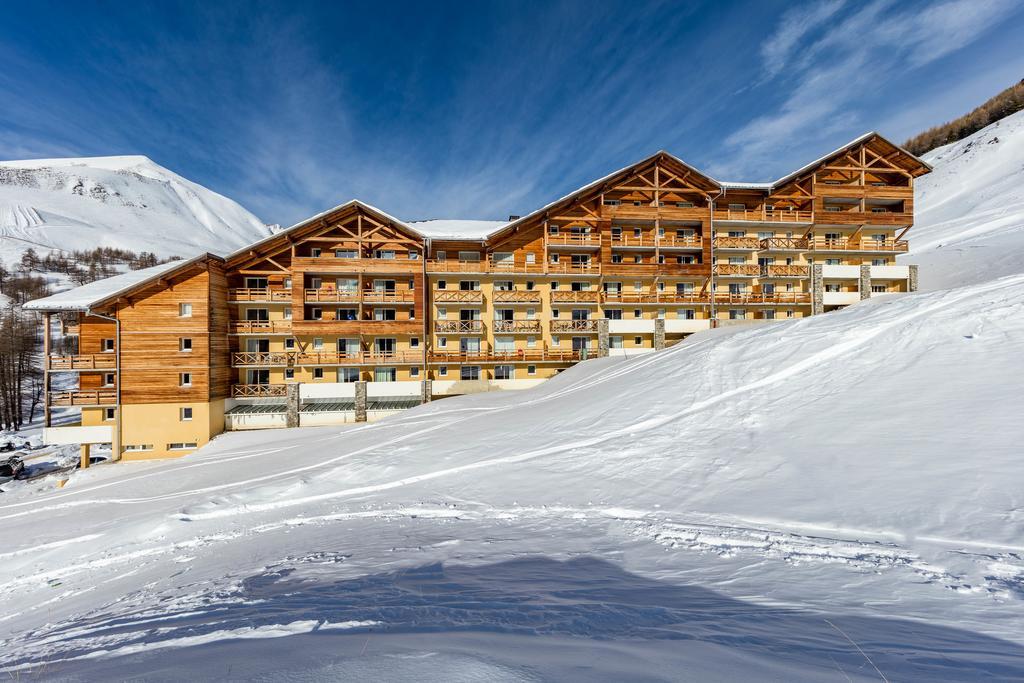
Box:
495;365;514;380
758;231;773;240
439;366;448;377
825;284;841;292
548;224;560;235
100;338;115;352
609;336;623;349
180;372;192;387
103;407;115;421
102;373;115;387
313;367;324;379
335;249;357;259
825;258;841;265
179;303;193;317
285;338;296;350
338;367;359;383
168;442;198;451
728;204;745;211
436;250;447;260
525;253;536;264
283;308;293;320
437;280;447;290
678;309;695;320
459;280;480;291
871;284;886;293
633;309;642;319
871;207;888;213
410;337;420;348
375;249;396;259
762;310;776;320
409;251;420;260
285;368;295;380
311;247;322;257
603;198;621;206
180;338;192;352
634;336;643;346
457;251;480;262
526;281;535;290
527;364;537;376
872;259;887;266
313;337;324;350
180;407;193;421
675;201;694;208
550;253;560;263
284;277;292;289
411;366;420;378
871;233;887;242
124;445;153;452
438;337;447;348
461;366;480;381
611;254;623;263
729;309;745;320
526;335;537;348
374;309;396;321
311;307;323;320
786;310;795;318
337;308;357;321
606;309;622;320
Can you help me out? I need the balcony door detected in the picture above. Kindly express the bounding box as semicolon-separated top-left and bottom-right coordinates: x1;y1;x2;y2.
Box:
570;254;590;268
245;277;268;289
572;337;590;351
495;308;513;322
572;309;590;321
337;338;360;355
460;337;481;354
460;309;480;321
246;338;270;353
246;369;270;385
374;367;397;382
374;338;396;356
373;279;396;292
245;308;269;321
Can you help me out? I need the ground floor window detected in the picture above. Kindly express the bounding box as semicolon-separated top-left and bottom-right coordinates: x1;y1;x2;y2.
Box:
460;365;480;381
871;284;886;293
677;309;695;320
338;367;359;383
729;309;745;320
527;365;537;375
374;367;397;382
168;442;198;451
313;367;324;379
609;336;623;349
495;365;514;380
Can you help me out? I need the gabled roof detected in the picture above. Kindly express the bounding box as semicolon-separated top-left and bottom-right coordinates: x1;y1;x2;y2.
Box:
406;219;510;240
24;254;217;312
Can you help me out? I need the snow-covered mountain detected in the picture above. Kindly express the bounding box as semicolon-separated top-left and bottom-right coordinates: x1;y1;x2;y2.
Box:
2;275;1023;679
902;109;1024;289
0;155;271;262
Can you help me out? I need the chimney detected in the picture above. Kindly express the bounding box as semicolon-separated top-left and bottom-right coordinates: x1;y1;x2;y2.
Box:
508;215;520;221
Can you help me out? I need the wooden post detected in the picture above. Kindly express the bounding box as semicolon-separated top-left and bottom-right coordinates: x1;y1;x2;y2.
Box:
80;443;90;470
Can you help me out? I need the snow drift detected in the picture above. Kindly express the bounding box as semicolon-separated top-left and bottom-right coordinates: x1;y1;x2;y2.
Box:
0;155;270;262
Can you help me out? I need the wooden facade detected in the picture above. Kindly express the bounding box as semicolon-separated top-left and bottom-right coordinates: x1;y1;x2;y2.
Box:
31;132;930;459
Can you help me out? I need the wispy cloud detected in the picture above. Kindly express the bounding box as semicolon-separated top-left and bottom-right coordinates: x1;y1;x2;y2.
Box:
712;0;1019;180
760;0;846;78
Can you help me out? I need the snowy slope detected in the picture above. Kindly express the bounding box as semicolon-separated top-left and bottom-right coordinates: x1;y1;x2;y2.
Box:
2;276;1024;679
0;156;270;262
903;109;1024;289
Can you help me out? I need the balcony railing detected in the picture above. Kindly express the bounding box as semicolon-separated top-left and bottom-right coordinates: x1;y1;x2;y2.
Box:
232;351;425;367
49;390;117;406
603;292;709;305
493;320;543;333
760;264;809;277
759;238;809;251
429;349;582;363
658;236;703;249
712;264;760;276
434;320;484;334
547;233;602;247
231;352;293;366
712;292;811;305
550;290;600;303
610;235;656;248
304;288;360;303
230;320;293;334
809;238;908;252
492;290;542;304
46;354;118;371
551;319;599;333
715;208;813;223
713;236;761;250
229;288;292;302
434;290;484;303
360;290;417;304
232;384;287;398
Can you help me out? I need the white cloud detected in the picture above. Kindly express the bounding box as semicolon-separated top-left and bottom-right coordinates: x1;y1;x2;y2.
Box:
760;0;846;77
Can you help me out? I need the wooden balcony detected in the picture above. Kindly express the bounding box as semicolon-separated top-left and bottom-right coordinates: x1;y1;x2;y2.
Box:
229;288;292;302
604;293;710;305
815;210;912;226
492;290;542;304
428;349;581;364
759;238;809;251
292;256;422;274
434;320;484;334
712;264;760;276
610;235;656;248
231;352;293;367
809;238;908;252
434;290;484;303
49;390;117;406
713;236;761;250
761;264;809;278
231;351;425;367
426;259;494;273
547;233;602;248
714;208;813;223
230;320;293;334
601;263;709;277
360;290;417;304
493;320;543;333
713;292;811;305
304;288;360;303
550;290;600;303
658;236;703;249
545;261;601;275
232;384;287;398
551;319;599;333
46;354;118;371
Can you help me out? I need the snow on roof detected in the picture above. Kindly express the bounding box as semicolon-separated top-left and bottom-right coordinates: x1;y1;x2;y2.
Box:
24;257;206;311
405;219;510;240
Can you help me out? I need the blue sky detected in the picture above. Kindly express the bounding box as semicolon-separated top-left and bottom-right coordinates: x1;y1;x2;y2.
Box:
1;0;1022;227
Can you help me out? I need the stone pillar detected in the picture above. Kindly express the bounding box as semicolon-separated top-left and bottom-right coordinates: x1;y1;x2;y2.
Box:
654;318;666;350
859;264;872;301
286;382;300;428
597;319;610;358
908;264;919;292
80;443;90;470
811;264;824;316
354;381;367;423
420;379;433;404
43;312;51;428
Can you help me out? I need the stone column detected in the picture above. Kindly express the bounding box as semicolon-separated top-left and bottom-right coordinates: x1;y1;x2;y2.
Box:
908;264;919;292
859;264;872;301
420;379;433;404
286;382;300;428
597;319;610;358
811;264;824;316
354;381;367;423
43;312;51;428
654;318;666;350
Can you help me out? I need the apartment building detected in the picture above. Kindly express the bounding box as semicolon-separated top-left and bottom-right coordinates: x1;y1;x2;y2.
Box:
26;132;930;461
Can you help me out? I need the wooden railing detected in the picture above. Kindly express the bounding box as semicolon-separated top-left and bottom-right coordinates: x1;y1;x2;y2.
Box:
429;349;582;363
232;352;293;366
434;290;484;303
808;238;909;252
304;288;360;303
434;320;484;333
492;290;542;304
713;236;761;250
761;264;809;277
46;354;118;371
547;233;602;247
715;208;813;223
232;384;287;398
232;351;425;366
230;320;293;334
551;319;599;332
49;390;117;406
712;292;811;304
759;238;809;251
658;235;703;249
712;264;760;276
425;259;492;273
603;293;709;304
610;235;656;248
551;290;600;303
360;290;417;304
229;288;291;302
493;320;543;333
